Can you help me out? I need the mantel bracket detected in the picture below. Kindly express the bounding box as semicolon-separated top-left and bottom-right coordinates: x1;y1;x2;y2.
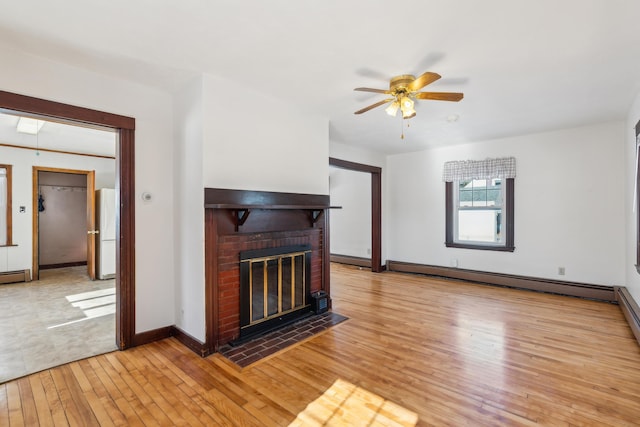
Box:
233;209;251;231
309;209;324;225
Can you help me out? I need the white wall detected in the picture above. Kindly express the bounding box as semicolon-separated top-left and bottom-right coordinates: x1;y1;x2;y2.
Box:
626;91;640;302
0;45;176;334
387;121;626;286
202;74;329;195
170;73;331;342
173;76;205;341
330;141;386;169
0;145;115;272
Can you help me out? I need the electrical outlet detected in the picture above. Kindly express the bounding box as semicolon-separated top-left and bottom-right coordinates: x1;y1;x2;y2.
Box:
450;258;458;268
366;248;371;255
558;267;565;276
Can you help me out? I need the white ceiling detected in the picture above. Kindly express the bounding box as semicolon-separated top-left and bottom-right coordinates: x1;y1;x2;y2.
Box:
1;0;640;155
0;111;115;157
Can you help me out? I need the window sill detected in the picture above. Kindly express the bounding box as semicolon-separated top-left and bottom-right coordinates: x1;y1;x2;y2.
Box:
445;242;515;252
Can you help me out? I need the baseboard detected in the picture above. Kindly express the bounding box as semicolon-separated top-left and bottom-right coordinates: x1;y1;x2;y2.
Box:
330;254;372;268
616;287;640;346
132;326;172;347
130;325;210;357
386;260;616;302
40;261;87;270
170;326;211;357
0;269;31;284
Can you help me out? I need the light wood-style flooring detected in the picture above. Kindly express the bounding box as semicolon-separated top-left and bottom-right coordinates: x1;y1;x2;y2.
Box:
2;263;640;426
0;266;116;384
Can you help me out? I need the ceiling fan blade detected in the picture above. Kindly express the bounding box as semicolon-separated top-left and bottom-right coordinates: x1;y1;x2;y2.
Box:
354;87;391;94
408;72;441;92
354;98;395;114
414;92;464;102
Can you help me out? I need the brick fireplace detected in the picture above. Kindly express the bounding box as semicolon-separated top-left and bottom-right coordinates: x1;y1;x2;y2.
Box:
204;188;332;353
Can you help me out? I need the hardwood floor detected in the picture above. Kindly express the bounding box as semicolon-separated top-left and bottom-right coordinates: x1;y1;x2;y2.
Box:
2;263;640;426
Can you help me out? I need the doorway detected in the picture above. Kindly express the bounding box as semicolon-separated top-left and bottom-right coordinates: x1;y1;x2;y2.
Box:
0;90;136;350
33;168;96;281
329;157;383;272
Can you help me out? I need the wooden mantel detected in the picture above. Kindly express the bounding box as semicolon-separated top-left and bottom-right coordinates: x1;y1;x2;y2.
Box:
203;188;336;355
205;188;339;231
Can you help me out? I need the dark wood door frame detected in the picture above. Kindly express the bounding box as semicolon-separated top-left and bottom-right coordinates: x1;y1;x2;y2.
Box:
0;90;136;350
329;157;383;272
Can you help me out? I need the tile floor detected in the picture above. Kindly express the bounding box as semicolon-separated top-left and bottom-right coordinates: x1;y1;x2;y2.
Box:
0;266;116;383
219;311;348;367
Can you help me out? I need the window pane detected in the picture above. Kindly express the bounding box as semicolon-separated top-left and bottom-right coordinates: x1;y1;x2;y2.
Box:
487;178;502;207
457;209;502;243
486;189;500;206
458;180;473;207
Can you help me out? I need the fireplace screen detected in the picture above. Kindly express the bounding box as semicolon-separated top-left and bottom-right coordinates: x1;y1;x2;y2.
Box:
239;245;311;338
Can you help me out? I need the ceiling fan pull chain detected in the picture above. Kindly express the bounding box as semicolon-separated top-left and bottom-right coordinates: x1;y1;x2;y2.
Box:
401;118;404;139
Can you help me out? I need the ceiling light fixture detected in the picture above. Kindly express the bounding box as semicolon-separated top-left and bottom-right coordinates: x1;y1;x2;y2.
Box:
384;93;417;120
400;96;416;119
16;117;45;135
385;101;399;116
355;72;463;140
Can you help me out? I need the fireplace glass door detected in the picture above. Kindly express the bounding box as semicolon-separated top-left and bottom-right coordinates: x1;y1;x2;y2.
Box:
240;245;311;338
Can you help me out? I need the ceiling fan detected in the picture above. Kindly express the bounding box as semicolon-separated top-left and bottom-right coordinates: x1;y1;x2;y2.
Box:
354;72;463;119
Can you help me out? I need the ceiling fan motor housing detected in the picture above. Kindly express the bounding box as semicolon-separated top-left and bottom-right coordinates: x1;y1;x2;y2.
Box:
389;75;416;93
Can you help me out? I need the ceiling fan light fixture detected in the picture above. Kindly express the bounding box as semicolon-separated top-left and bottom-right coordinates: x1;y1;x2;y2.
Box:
399;96;415;119
385;101;399;117
402;108;416;119
400;96;413;110
353;71;463;121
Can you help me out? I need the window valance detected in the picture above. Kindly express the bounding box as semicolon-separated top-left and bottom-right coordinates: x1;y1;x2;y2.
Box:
442;157;516;182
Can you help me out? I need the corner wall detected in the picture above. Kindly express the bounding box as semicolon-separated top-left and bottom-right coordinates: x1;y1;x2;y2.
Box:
171;73;331;343
0;45;176;334
386;122;626;286
172;76;205;341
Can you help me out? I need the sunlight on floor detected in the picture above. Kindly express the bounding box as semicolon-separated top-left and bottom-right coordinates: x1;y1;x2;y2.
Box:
289;378;418;427
47;287;115;329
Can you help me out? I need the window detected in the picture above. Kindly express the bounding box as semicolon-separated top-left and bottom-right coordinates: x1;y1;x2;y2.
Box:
0;164;12;246
444;158;515;251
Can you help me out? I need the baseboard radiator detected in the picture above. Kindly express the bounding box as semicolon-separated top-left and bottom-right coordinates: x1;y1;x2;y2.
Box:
616;287;640;346
0;269;32;285
386;260;616;302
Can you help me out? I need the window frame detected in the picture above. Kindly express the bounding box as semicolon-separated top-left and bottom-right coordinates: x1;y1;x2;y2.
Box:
446;177;514;252
0;164;12;247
